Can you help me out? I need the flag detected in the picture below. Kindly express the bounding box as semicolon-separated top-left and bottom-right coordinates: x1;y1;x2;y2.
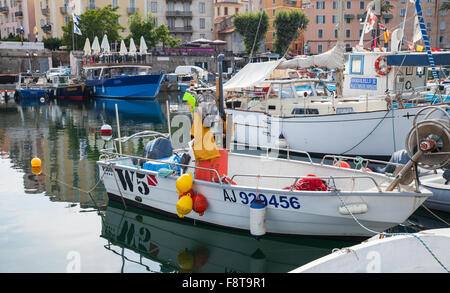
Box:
74;23;82;35
364;12;377;34
407;41;414;50
413;15;422;43
416;44;424;52
378;23;387;31
384;29;390;43
72;13;81;25
35;32;39;43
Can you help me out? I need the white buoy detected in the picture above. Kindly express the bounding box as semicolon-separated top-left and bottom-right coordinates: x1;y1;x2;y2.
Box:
275;133;288;149
100;124;112;141
250;199;267;239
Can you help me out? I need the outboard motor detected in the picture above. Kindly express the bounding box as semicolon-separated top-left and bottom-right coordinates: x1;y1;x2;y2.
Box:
375;150;410;174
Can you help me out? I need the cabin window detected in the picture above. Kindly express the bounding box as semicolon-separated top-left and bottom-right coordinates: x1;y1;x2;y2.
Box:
416;67;425;76
280;84;295;99
291;108;319;115
268;105;276;110
350;55;364;75
336;107;354;114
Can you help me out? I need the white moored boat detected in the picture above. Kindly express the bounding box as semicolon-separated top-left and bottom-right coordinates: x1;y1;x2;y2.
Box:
290;228;450;273
96;104;450;238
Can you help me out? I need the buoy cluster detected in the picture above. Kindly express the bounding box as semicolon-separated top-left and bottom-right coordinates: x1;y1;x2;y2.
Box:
175;173;208;218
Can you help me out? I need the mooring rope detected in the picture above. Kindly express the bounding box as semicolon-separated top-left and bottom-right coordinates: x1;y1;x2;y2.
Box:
335;189;449;272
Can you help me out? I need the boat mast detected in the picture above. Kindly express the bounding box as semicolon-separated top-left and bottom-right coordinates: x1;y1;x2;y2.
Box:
335;0;345;98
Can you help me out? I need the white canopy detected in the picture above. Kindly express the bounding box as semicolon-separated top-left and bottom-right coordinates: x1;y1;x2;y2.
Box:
129;38;137;56
119;40;127;56
100;34;110;54
139;36;148;54
278;42;345;70
91;36;100;55
83;38;91;56
222;59;283;90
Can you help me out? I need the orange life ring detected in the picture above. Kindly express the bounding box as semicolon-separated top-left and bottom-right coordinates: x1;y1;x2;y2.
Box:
374;56;392;76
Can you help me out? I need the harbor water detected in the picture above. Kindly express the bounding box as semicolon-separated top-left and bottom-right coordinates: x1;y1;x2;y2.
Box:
1;93;449;273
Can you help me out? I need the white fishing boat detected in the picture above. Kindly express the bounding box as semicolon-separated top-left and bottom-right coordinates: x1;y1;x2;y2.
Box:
290;228;450;273
419;170;450;213
97;97;448;238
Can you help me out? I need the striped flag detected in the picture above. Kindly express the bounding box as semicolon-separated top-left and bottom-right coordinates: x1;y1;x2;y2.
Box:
72;13;81;25
73;23;82;35
147;174;158;186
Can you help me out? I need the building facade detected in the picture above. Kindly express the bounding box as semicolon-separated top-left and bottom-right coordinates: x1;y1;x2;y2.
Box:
262;0;304;54
31;0;214;42
0;0;36;41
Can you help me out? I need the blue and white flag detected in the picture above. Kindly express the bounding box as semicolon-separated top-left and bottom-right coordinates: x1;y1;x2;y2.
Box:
72;13;81;25
74;23;82;35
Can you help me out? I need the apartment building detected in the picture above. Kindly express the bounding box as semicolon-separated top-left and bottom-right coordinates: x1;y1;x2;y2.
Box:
391;0;450;49
0;0;35;40
262;0;304;54
31;0;214;42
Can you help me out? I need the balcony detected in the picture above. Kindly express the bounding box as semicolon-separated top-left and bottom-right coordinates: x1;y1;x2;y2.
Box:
168;26;193;33
60;6;69;14
166;11;192;18
41;7;49;15
15;11;23;18
127;7;138;14
41;24;52;33
0;6;8;14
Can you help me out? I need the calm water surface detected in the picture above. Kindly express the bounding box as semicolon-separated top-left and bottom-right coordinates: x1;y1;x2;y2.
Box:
0;93;449;273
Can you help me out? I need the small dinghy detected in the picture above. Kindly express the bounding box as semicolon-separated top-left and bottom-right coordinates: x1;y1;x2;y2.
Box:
419;168;450;213
96;101;447;238
290;228;450;273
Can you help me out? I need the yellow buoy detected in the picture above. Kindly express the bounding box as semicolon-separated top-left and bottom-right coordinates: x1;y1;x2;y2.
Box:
175;172;193;194
178;250;194;271
176;195;193;218
31;156;41;168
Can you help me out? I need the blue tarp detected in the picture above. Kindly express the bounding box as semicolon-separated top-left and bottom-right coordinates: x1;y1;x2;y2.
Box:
387;52;450;66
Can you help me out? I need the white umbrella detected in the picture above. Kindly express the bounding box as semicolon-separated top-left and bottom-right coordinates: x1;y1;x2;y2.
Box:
100;34;110;54
119;40;128;56
129;38;137;56
191;38;212;44
139;36;148;54
83;38;91;56
91;36;100;55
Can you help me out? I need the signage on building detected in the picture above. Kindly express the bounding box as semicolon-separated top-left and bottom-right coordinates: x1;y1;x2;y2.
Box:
0;41;45;50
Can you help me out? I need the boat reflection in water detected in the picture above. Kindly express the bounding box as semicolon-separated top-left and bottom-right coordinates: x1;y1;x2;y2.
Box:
94;98;165;124
100;201;358;273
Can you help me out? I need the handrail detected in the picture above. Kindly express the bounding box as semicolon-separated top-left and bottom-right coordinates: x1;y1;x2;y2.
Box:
113;130;170;143
228;174;383;193
320;154;405;170
230;142;313;163
99;149;223;185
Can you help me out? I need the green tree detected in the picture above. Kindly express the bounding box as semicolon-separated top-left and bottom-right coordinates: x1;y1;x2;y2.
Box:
61;5;124;50
43;37;62;50
440;2;450;11
273;10;309;55
233;11;269;55
128;12;180;49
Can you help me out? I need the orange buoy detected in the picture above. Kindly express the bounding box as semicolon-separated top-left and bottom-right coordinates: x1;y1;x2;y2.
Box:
31;156;41;168
192;193;208;216
334;161;351;168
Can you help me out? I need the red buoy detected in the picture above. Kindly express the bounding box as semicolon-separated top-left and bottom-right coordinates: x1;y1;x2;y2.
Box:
100;124;112;141
192;193;208;216
334;161;351;168
179;189;195;199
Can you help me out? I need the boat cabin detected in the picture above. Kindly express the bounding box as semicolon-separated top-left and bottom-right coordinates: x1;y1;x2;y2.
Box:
82;64;153;80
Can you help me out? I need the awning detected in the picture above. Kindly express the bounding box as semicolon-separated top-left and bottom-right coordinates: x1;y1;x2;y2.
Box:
387;52;450;66
344;14;354;19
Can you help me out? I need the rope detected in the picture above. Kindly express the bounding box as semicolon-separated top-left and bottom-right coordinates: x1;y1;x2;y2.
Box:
335;189;449;272
341;109;392;155
421;204;450;227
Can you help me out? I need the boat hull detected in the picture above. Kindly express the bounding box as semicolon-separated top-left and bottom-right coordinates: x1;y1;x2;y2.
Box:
87;74;163;99
98;161;429;237
227;105;448;159
15;88;47;99
52;84;86;101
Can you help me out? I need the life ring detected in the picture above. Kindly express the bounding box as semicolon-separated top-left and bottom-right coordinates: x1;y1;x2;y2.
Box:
374;56;392;76
405;80;412;90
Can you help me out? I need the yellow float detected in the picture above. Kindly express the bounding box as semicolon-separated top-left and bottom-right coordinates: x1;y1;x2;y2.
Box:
176;172;193;194
176;194;193;218
31;156;41;168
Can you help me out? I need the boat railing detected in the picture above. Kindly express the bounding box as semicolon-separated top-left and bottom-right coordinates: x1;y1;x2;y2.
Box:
99;149;224;186
320;154;405;171
228;174;383;193
112;130;170;144
230;142;313;163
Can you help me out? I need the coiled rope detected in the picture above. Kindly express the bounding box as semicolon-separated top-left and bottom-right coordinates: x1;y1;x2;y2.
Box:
335;188;449;272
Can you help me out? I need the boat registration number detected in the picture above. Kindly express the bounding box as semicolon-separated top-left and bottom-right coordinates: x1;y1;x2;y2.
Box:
223;190;301;210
